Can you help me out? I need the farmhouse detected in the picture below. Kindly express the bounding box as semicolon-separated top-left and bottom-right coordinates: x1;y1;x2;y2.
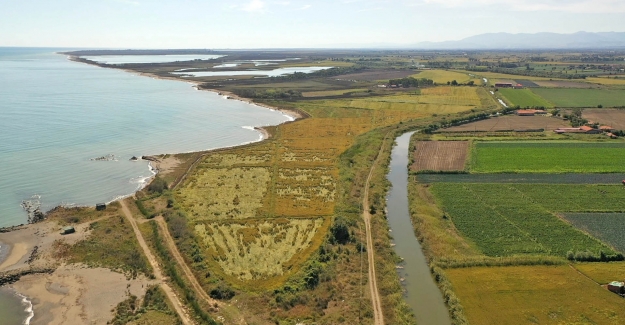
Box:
513;83;524;89
600;125;614;132
495;82;513;88
515;109;547;116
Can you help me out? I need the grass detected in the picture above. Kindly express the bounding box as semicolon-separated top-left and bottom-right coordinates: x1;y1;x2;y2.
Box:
562;213;625;253
532;88;625;107
587;77;625;85
430;183;616;257
574;261;625;284
498;88;554;108
60;214;152;278
412;70;473;84
471;142;625;173
446;265;625;325
111;286;182;325
301;88;369;97
195;217;328;282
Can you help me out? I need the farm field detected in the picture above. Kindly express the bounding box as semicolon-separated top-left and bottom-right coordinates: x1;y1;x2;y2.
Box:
532;88;625;107
471;142;625;173
574;261;625;284
587;77;625;86
443;115;568;132
301;88;368;97
562;213;625;253
446;265;625;325
533;80;598;88
333;69;414;81
417;172;625;184
583;109;625;130
498;88;554;108
292;88;483;115
513;79;539;87
411;141;468;172
412;69;473;84
429;183;617;257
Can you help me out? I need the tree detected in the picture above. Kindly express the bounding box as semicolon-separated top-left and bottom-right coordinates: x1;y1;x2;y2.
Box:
451;80;458;86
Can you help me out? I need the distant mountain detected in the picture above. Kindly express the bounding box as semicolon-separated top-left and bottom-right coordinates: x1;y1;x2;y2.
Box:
413;32;625;50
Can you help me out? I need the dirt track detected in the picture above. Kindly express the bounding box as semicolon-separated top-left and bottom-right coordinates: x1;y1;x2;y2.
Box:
154;217;225;309
362;134;390;325
120;200;194;325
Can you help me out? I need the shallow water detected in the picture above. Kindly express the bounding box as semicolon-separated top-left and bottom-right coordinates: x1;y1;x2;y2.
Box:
386;132;451;324
173;66;332;77
0;287;31;325
0;48;290;227
81;54;224;64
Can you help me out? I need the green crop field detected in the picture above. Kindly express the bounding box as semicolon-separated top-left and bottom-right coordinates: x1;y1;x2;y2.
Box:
531;88;625;107
471;142;625;173
430;183;617;257
498;88;554;108
562;213;625;253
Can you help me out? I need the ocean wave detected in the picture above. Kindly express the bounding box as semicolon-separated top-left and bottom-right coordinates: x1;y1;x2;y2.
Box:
15;291;34;325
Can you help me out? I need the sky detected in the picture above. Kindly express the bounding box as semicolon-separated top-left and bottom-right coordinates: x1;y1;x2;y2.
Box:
1;0;624;48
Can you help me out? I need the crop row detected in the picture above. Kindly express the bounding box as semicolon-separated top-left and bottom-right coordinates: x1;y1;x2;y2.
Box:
431;183;615;257
562;213;625;253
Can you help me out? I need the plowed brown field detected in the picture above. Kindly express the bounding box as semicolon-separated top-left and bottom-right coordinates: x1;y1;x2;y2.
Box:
444;115;568;132
411;141;469;172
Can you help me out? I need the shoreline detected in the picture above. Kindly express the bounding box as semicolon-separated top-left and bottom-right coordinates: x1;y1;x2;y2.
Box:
2;54;305;325
1;54;302;231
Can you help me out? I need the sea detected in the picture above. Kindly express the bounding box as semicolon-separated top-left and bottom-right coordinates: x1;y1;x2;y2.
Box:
0;47;291;324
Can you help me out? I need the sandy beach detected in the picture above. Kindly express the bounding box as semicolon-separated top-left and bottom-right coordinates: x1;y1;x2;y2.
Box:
11;264;154;325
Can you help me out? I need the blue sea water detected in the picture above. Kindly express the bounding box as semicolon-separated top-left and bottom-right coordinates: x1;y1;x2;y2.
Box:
0;47;291;324
0;48;290;228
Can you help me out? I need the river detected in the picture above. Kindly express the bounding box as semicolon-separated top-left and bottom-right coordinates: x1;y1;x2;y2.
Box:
386;131;451;325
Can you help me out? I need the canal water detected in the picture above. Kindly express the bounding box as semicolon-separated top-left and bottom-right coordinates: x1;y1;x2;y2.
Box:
386;131;451;325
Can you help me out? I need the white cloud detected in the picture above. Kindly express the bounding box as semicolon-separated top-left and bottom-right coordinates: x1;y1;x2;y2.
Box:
242;0;266;12
298;4;312;10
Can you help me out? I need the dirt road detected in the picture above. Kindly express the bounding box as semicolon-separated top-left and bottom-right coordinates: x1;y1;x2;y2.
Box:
362;135;389;325
155;216;223;308
120;200;194;325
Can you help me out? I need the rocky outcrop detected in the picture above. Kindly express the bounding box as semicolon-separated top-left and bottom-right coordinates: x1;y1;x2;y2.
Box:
0;267;54;286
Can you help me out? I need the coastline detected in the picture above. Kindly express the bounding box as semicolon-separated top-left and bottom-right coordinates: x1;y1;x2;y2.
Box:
1;54;305;325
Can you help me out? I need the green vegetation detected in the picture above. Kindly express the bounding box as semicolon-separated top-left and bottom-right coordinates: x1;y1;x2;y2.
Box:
532;88;625;107
562;213;625;253
109;286;182;325
498;88;554;108
472;142;625;173
58;215;152;278
430;183;618;258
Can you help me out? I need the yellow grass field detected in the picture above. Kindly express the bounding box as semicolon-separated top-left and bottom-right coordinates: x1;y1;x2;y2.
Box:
446;265;625;325
574;262;625;284
586;77;625;85
195;218;326;281
413;70;473;84
174;91;485;289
